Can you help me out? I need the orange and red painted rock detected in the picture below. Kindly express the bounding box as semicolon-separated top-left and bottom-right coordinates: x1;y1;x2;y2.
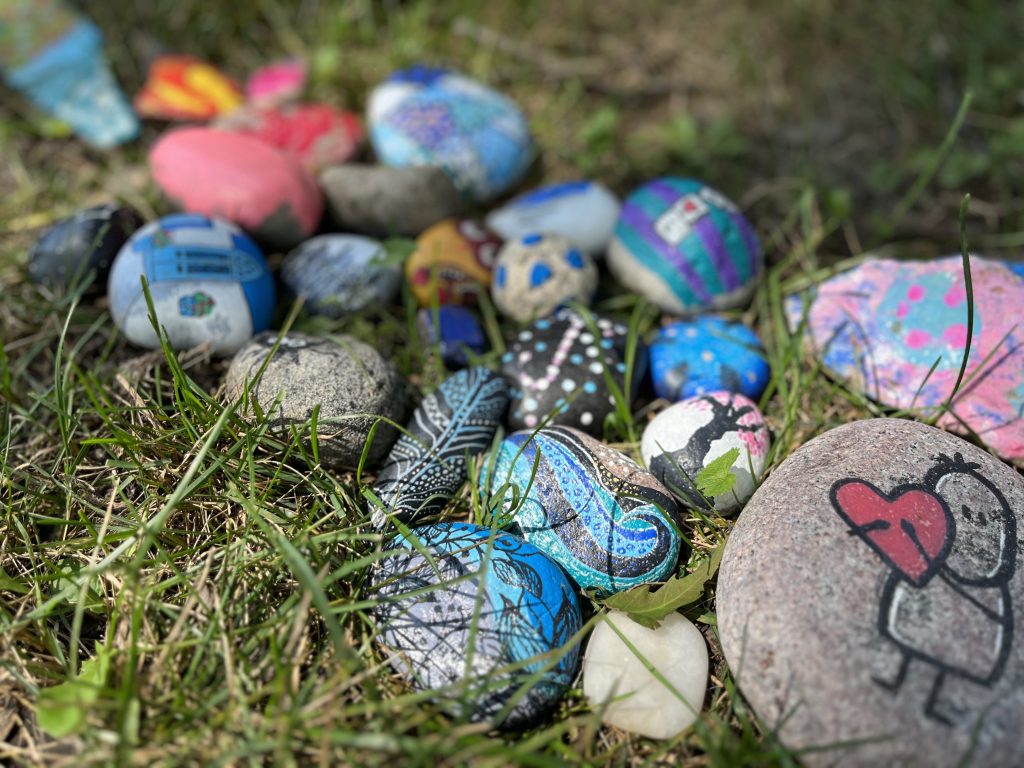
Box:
134;55;242;121
405;218;501;307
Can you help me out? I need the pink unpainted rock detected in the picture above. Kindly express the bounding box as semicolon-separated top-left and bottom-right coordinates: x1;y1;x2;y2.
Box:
149;127;323;251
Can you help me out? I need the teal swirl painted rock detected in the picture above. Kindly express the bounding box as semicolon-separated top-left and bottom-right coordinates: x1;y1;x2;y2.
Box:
483;426;683;594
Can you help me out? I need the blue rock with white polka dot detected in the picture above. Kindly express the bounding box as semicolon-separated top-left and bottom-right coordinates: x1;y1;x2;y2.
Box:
500;308;646;436
649;316;770;401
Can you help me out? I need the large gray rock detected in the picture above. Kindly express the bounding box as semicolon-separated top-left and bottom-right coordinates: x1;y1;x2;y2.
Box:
717;418;1024;767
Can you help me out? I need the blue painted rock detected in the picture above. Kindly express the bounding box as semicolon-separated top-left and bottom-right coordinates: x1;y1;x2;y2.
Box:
649;316;770;401
486;180;621;255
368;66;533;203
416;305;487;368
491;233;598;322
280;234;401;317
641;391;769;514
371;367;509;528
373;521;583;729
28;203;143;289
483;426;682;594
108;214;274;355
500;308;645;435
608;178;762;314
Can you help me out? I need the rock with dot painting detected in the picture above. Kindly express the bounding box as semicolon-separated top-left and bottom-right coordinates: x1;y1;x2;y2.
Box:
405;218;502;307
491;233;599;323
788;255;1024;466
607;177;762;315
416;306;487;369
640;391;769;514
371;367;509;529
649;316;770;401
500;308;644;435
482;426;683;595
717;418;1024;766
372;521;583;729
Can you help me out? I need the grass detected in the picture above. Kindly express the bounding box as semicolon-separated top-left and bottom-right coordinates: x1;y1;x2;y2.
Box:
2;0;1023;766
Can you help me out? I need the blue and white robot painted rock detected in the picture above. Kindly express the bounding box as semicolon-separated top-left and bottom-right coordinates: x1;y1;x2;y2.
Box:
373;522;583;729
486;180;621;256
108;213;274;355
650;316;770;402
416;305;487;369
281;234;400;317
608;178;762;315
372;368;509;529
368;66;533;203
492;233;598;322
483;426;682;595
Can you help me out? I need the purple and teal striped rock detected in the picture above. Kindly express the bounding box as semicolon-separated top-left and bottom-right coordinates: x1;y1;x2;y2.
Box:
607;178;761;314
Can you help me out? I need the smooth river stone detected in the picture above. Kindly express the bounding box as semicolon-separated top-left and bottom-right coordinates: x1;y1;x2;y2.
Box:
640;392;769;514
608;177;762;315
223;332;409;469
787;255;1024;466
491;233;599;322
583;611;709;739
484;426;682;595
371;367;509;529
405;218;501;307
373;522;583;729
717;418;1024;766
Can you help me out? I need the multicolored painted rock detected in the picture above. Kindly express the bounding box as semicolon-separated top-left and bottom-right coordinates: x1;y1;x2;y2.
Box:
406;219;501;306
483;426;682;595
787;255;1024;466
416;306;487;368
491;233;598;322
245;58;306;106
108;214;274;354
649;316;770;401
149;127;323;251
486;180;621;255
500;308;644;435
640;392;769;513
371;368;509;528
368;66;533;202
608;178;762;315
134;55;242;121
280;234;400;317
372;522;583;729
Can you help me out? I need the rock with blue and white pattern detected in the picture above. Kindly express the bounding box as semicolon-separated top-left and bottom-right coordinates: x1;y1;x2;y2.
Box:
491;233;598;322
371;367;509;528
482;426;683;595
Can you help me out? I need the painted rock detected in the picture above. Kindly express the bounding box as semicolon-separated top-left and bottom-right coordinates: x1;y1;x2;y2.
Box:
486;180;620;256
371;368;508;528
608;178;761;315
406;218;501;307
483;426;682;595
245;58;306;106
223;331;408;469
788;255;1024;466
649;316;770;402
28;203;143;288
108;214;274;355
416;306;487;368
583;611;708;739
149;127;323;251
368;66;533;202
319;163;463;238
718;418;1024;766
500;308;644;435
641;392;769;514
373;522;583;728
280;234;400;317
492;233;598;323
217;103;363;174
134;55;242;121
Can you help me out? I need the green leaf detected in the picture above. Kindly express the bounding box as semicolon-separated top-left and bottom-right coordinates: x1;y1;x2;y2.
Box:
602;544;726;629
695;447;740;498
35;653;109;738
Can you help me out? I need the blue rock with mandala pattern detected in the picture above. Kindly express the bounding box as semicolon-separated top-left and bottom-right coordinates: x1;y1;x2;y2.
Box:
371;367;509;528
482;426;683;595
372;522;583;729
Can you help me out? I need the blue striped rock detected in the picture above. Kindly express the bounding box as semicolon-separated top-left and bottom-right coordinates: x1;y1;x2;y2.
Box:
482;426;682;595
608;177;762;314
373;522;583;729
371;367;509;528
